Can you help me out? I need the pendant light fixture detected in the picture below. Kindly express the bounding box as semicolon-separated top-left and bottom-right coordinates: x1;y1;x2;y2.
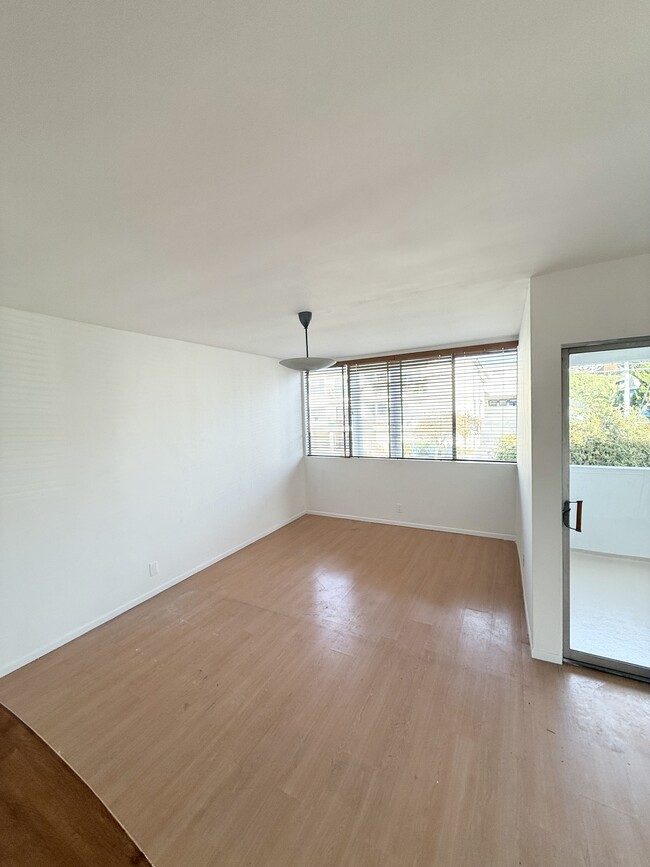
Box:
279;311;335;371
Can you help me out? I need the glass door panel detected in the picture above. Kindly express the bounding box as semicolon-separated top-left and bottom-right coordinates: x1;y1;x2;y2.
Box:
565;341;650;679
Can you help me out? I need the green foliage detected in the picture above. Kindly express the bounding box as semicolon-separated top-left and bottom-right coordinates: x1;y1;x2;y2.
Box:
629;363;650;414
571;369;617;411
494;434;517;462
403;419;452;458
570;370;650;467
456;413;481;442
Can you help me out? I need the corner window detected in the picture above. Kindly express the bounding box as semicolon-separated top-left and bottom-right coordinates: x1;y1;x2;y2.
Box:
304;343;517;462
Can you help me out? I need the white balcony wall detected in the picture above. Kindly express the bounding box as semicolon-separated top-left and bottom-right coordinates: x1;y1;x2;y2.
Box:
570;465;650;559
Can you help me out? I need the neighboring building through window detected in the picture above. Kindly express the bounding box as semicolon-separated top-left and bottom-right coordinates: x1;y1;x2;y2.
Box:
304;343;517;462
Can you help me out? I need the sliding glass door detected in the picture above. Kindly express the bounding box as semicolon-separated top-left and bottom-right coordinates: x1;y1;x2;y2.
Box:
563;339;650;680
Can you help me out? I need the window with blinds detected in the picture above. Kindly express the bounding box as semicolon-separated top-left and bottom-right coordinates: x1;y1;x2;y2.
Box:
349;362;390;457
303;365;348;457
304;343;517;462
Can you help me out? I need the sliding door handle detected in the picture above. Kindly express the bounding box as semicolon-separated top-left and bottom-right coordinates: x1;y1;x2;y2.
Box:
562;500;583;532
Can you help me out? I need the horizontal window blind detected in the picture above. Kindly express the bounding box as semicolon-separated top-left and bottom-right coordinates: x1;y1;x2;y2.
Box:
454;349;518;461
305;343;517;462
349;362;390;457
303;366;348;457
401;355;453;460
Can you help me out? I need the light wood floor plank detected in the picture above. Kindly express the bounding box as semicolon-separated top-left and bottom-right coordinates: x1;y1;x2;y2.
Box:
1;515;648;866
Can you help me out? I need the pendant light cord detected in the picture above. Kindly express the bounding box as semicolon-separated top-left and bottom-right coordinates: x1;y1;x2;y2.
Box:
279;312;334;371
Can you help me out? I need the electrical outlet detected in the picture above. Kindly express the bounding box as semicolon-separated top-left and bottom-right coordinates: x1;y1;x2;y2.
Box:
149;561;159;577
396;503;403;513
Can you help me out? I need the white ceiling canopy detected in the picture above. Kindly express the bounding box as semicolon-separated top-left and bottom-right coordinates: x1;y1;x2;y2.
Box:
1;2;649;359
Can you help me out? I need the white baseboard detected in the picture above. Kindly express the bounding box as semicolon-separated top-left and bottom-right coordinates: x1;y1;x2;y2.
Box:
522;584;534;653
572;547;650;564
306;510;516;542
530;647;563;665
516;541;534;650
0;511;306;679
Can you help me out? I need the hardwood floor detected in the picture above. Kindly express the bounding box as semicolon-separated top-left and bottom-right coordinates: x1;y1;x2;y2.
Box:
0;515;648;866
0;704;152;866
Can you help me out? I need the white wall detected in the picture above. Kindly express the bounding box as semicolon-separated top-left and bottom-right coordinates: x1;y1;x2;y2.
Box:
525;254;650;663
516;287;534;642
570;466;650;559
0;307;306;676
306;456;517;539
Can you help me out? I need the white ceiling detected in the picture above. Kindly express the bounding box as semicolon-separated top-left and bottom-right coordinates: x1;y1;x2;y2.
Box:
1;1;649;359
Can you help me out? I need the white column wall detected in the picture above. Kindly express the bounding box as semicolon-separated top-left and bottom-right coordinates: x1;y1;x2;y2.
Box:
516;287;534;642
526;254;650;662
